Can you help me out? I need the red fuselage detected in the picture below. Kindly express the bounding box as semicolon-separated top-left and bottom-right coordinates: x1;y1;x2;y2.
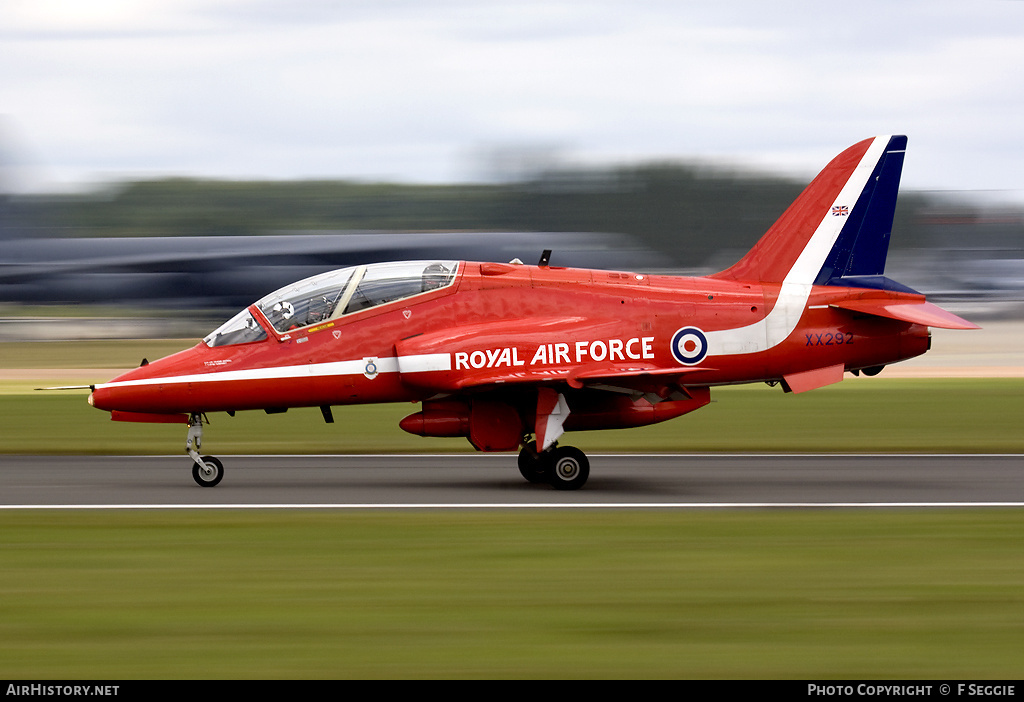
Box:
89;261;930;419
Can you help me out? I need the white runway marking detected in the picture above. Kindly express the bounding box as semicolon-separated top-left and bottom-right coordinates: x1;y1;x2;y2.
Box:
4;502;1024;511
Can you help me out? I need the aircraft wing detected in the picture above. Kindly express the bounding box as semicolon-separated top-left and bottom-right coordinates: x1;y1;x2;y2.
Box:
432;364;714;394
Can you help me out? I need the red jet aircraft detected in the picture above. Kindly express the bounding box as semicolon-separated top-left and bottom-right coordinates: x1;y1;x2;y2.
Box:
86;135;977;489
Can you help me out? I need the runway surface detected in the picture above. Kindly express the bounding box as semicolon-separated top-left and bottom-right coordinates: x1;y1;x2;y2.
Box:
2;454;1023;507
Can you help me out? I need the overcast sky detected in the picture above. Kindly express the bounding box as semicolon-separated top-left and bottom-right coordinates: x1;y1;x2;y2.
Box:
2;0;1023;201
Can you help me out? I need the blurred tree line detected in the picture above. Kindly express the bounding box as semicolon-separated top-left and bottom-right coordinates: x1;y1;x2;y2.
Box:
1;161;1004;269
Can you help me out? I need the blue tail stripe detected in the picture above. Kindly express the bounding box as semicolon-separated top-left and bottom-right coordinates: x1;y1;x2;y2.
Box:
816;135;907;285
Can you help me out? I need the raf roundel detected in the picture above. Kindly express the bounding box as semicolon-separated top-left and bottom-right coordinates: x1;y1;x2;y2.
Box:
671;326;708;365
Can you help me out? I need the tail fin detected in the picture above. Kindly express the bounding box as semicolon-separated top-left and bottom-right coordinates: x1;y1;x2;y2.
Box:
712;135;907;285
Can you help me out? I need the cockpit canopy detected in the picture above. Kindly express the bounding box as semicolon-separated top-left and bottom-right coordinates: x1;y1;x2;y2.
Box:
204;260;459;347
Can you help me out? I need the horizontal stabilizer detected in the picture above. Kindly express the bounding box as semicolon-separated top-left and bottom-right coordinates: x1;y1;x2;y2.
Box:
831;299;980;330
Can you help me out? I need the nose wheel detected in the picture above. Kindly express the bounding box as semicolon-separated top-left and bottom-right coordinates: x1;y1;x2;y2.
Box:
186;413;224;487
192;455;224;487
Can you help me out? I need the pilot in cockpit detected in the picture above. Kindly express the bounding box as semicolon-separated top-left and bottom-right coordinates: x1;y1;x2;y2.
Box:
421;263;451;292
305;295;334;325
270;301;295;329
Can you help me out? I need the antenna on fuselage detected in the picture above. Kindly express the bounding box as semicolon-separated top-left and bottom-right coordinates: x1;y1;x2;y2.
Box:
538;250;551;267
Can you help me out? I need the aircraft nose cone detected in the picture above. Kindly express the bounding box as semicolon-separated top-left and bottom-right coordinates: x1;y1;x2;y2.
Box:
89;384;115;411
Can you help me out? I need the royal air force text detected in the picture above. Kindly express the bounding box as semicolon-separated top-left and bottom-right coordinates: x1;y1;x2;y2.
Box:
454;337;655;371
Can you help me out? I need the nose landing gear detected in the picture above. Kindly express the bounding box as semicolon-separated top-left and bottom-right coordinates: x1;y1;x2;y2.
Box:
186;413;224;487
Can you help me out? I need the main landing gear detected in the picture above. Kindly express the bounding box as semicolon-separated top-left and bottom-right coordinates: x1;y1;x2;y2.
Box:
186;413;223;487
518;440;591;491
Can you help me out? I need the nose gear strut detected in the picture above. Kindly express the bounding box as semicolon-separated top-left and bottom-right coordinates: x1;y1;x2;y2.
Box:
186;413;224;487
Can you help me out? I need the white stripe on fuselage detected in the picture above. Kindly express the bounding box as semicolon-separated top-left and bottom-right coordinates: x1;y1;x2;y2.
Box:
704;136;890;357
95;353;452;389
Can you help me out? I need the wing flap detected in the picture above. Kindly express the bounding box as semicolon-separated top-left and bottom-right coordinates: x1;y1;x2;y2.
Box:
782;363;845;394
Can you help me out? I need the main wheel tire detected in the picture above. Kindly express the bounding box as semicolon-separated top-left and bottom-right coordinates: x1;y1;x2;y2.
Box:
192;455;224;487
548;446;590;491
518;441;550;483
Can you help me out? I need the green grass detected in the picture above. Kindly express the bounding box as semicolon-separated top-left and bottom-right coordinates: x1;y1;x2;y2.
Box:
4;377;1024;454
2;509;1022;679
